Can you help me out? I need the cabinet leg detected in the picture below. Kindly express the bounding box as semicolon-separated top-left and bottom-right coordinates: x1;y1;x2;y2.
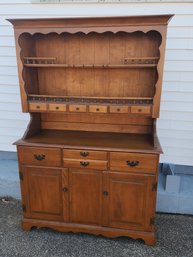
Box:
143;235;156;246
22;220;33;231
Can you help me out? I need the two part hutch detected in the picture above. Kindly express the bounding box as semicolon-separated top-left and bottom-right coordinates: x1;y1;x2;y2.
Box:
9;15;173;245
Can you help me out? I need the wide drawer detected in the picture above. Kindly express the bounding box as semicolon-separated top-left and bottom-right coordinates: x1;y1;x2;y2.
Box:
18;146;61;167
63;158;107;170
110;152;158;174
63;149;107;160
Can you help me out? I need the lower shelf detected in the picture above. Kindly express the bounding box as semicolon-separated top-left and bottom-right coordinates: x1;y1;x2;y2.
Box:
22;218;156;246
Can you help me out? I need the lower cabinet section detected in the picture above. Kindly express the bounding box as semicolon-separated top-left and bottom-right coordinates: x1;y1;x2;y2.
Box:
20;166;157;243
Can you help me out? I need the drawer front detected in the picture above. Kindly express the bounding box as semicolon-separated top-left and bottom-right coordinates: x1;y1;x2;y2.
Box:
69;104;87;113
29;102;47;112
110;152;158;174
131;105;151;115
18;146;61;167
63;158;107;170
89;105;107;113
109;105;129;114
49;103;66;112
63;149;107;160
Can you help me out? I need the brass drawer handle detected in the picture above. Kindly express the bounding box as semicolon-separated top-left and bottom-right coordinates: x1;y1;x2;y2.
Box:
80;151;89;157
34;154;45;161
80;161;89;167
126;160;139;167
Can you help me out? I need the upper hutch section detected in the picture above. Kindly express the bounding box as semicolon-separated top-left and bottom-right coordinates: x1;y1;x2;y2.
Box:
8;15;173;118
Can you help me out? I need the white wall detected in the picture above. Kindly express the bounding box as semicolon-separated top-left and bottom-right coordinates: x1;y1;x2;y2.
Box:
0;0;193;166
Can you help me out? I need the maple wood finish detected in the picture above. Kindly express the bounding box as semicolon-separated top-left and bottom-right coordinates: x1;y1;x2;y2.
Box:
9;15;173;245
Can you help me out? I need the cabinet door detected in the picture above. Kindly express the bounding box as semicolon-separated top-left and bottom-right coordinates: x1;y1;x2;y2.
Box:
69;169;102;225
102;172;156;231
22;167;65;221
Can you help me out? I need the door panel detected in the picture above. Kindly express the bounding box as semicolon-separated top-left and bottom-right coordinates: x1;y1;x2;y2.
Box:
104;172;156;231
22;167;64;221
69;169;102;225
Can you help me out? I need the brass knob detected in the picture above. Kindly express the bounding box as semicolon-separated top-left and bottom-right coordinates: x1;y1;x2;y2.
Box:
103;191;108;196
96;108;100;111
76;107;80;111
56;106;59;110
36;105;40;109
63;187;68;192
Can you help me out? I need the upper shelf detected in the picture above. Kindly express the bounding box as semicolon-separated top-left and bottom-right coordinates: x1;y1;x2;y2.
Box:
23;57;159;68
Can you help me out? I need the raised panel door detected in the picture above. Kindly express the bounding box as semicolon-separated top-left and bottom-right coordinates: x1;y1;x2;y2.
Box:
22;166;64;221
69;169;102;225
103;172;156;231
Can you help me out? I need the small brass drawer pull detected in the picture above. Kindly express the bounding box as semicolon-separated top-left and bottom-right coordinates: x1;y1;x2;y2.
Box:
80;161;89;167
80;151;89;157
126;160;139;167
34;154;45;161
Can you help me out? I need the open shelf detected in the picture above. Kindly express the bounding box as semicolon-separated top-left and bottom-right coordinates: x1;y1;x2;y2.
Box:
23;57;159;68
18;129;158;152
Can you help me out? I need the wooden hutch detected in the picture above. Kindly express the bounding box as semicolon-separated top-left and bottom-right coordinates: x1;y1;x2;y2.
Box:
9;15;173;245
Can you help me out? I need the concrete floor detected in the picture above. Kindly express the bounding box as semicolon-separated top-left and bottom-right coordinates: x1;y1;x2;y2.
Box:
0;198;193;257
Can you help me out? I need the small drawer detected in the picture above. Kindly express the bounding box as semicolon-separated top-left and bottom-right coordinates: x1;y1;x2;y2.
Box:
18;146;61;167
49;103;66;112
63;149;107;160
69;104;87;113
89;105;107;113
130;105;151;115
29;102;47;112
109;105;129;114
110;152;158;174
63;158;107;170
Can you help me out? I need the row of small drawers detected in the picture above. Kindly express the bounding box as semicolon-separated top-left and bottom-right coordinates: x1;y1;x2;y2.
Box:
18;146;158;174
29;102;152;115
